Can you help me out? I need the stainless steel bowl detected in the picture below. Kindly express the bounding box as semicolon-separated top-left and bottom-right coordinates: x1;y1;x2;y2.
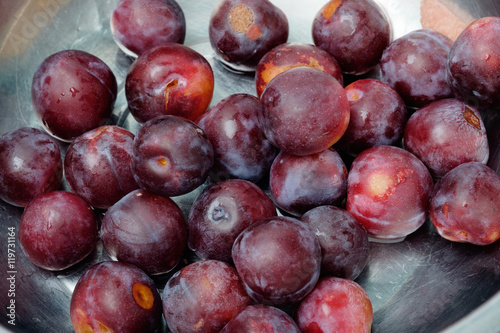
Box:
1;0;500;332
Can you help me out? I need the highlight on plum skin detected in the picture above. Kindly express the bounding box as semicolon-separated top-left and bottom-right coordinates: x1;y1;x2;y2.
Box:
18;191;99;271
162;259;251;333
403;98;489;179
0;127;63;207
100;189;187;275
31;49;117;142
187;179;277;262
429;162;500;246
70;261;163;333
64;125;139;210
110;0;186;57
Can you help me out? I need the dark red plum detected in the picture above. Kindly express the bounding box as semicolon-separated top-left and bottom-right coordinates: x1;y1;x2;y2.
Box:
269;148;348;216
346;145;434;241
301;206;370;280
220;304;301;333
259;66;350;156
111;0;186;57
132;115;214;197
162;260;251;333
197;93;277;182
101;189;187;275
232;216;322;305
447;17;500;109
380;29;453;108
430;162;500;245
64;125;139;209
32;50;117;142
312;0;391;75
70;261;163;333
125;43;214;123
255;42;343;98
335;78;407;157
18;191;98;271
0;127;62;207
188;179;276;262
404;98;489;179
209;0;289;71
295;277;373;333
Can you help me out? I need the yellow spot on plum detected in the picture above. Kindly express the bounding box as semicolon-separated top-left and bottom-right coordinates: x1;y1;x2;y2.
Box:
229;5;254;33
132;283;155;310
322;0;342;20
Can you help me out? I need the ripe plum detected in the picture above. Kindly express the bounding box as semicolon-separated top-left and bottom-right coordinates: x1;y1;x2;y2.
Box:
0;127;62;207
220;304;301;332
31;50;117;142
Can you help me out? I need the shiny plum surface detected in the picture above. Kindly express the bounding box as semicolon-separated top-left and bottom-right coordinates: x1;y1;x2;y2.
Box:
209;0;289;71
18;191;98;271
101;189;187;275
232;216;322;305
162;259;251;333
269;148;348;216
64;125;139;209
403;98;489;179
312;0;391;75
220;304;301;332
188;179;276;262
70;261;163;333
197;93;277;182
301;205;370;280
0;127;62;207
132;115;214;197
125;43;214;123
259;66;350;156
111;0;186;57
31;50;117;142
429;162;500;245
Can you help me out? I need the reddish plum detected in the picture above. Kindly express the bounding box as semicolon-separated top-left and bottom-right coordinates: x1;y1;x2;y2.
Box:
110;0;186;57
209;0;289;71
269;149;348;216
32;50;117;142
429;162;500;245
312;0;391;75
188;179;276;262
295;277;373;333
404;98;489;178
259;66;350;156
132;115;214;197
125;43;214;123
101;189;187;275
0;127;62;207
220;304;301;332
232;216;322;305
197;93;277;182
18;191;98;271
162;260;251;333
70;261;163;333
301;206;370;280
64;125;139;209
346;145;434;241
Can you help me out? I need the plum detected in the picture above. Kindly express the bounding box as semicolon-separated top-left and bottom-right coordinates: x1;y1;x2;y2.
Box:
70;261;163;333
220;304;301;332
188;179;276;262
232;216;322;305
312;0;391;75
209;0;289;71
18;191;98;271
429;162;500;245
110;0;186;57
162;259;251;333
125;43;214;123
64;125;139;209
31;50;117;142
0;127;62;207
259;66;350;156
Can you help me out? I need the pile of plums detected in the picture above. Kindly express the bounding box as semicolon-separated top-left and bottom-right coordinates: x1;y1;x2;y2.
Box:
1;0;500;332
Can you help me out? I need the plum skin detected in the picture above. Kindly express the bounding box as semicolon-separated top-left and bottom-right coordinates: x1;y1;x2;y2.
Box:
31;49;117;142
220;304;301;332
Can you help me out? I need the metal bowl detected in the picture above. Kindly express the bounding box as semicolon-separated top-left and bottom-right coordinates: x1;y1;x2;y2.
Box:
1;0;500;332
